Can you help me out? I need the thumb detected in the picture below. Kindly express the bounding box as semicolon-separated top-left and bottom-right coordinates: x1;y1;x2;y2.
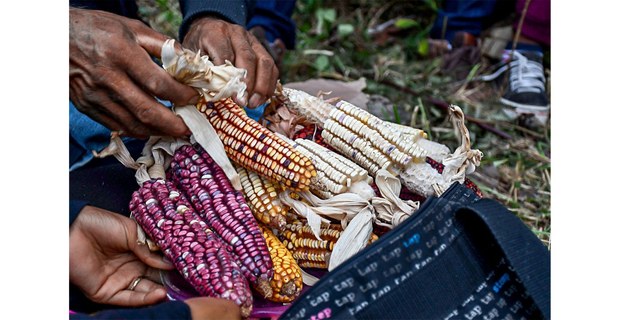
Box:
126;219;175;270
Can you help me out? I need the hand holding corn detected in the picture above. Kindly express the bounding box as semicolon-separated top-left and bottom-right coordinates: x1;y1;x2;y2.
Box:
69;205;174;307
69;8;200;138
183;16;279;109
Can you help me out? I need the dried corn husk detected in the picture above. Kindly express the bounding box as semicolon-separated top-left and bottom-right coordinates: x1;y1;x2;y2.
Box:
160;39;246;190
328;206;373;271
161;39;246;103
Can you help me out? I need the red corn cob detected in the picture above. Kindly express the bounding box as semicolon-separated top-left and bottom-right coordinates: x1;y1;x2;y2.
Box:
129;179;253;317
167;144;274;298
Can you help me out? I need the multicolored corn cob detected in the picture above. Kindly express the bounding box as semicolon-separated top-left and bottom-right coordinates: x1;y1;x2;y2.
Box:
236;166;288;230
196;98;317;191
279;219;379;270
129;179;253;317
259;225;303;303
167;144;274;298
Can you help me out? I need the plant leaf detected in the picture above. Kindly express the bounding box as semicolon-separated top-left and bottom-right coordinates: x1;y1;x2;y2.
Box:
394;18;418;29
314;55;330;72
338;24;354;37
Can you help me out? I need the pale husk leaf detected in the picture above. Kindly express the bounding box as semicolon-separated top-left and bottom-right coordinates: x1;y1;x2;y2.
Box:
328;205;373;271
161;39;247;103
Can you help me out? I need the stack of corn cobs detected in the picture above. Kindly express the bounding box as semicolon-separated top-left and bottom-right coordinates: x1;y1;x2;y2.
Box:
97;40;483;318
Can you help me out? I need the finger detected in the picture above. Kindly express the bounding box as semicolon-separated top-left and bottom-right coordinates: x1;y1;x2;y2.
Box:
123;45;200;107
130;19;173;59
108;285;168;307
143;267;166;285
70;80;150;138
201;35;235;66
246;36;278;108
132;241;175;270
132;276;164;293
230;31;257;101
250;53;278;108
106;71;190;137
126;222;175;270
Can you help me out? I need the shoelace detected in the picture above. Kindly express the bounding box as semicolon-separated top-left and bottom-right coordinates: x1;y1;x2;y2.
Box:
476;51;546;93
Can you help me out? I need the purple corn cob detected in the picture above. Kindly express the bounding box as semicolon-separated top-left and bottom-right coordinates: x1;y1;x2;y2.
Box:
168;144;274;298
129;179;253;317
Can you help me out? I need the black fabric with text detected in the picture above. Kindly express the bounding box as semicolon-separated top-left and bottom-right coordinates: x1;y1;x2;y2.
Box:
281;182;550;320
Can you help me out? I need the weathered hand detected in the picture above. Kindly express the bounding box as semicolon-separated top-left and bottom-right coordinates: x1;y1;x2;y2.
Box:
183;16;279;109
70;8;199;138
69;206;174;307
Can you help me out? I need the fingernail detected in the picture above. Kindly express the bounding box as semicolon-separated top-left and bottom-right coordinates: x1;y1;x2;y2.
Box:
249;93;265;109
188;94;200;105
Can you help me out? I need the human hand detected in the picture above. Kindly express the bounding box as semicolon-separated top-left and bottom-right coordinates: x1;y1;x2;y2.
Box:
249;26;287;72
182;16;279;109
70;8;200;138
69;205;175;307
185;297;241;320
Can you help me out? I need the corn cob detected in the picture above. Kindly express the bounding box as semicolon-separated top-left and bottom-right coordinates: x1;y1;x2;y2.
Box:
279;219;379;269
196;97;317;191
259;225;303;303
297;260;329;269
281;89;483;198
167;144;274;298
129;179;253;317
236;166;288;230
280;87;334;125
289;137;371;198
322;101;429;175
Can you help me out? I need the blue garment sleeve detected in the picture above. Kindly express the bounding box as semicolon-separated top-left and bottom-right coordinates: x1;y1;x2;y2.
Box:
178;0;255;42
69;0;141;20
247;0;297;49
70;300;191;320
69;101;120;171
430;0;500;43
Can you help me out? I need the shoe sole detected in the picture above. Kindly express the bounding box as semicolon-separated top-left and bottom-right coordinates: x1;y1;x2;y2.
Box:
499;98;550;125
499;97;549;112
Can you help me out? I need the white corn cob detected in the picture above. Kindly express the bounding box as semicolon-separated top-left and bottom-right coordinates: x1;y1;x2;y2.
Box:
276;133;373;198
320;101;429;175
280;88;483;198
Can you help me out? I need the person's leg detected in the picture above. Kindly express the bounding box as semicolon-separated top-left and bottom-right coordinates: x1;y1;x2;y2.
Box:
428;0;514;57
515;0;550;48
430;0;517;42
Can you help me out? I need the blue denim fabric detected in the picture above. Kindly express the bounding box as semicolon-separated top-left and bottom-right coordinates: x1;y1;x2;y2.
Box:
246;0;297;49
69;101;130;171
430;0;498;43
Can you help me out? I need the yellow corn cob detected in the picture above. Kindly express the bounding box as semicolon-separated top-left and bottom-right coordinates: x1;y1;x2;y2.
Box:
259;225;303;303
196;98;316;191
321;101;429;175
237;165;288;230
